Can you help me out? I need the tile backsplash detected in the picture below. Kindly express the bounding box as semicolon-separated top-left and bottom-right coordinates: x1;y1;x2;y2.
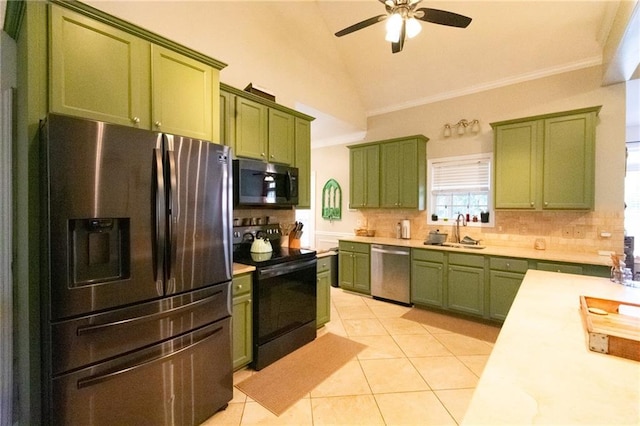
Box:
358;210;625;254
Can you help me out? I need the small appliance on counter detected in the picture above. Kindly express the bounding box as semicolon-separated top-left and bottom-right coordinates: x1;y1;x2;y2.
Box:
401;219;411;239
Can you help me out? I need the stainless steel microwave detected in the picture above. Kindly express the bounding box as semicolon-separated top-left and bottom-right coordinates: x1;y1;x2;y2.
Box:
233;158;298;208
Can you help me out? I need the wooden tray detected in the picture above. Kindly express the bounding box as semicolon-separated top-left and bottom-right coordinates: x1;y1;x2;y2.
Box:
579;296;640;361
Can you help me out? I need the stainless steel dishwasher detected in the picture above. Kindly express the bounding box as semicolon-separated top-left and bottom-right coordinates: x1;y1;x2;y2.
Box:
371;244;411;305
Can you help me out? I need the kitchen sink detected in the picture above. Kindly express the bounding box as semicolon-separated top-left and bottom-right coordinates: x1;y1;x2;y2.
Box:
442;242;486;250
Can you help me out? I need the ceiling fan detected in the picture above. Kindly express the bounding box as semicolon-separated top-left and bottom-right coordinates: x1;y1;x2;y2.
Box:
335;0;472;54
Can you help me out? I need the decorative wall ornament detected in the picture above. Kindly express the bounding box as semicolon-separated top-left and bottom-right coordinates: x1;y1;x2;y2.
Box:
321;179;342;221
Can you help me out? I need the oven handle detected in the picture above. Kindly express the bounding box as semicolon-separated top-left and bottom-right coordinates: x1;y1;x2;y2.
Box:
257;258;317;280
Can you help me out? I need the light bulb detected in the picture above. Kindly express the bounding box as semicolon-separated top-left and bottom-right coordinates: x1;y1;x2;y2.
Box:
406;17;422;38
470;120;480;133
385;13;402;43
443;124;451;137
458;124;465;135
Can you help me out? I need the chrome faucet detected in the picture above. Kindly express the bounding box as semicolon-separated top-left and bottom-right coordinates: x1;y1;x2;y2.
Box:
454;213;467;243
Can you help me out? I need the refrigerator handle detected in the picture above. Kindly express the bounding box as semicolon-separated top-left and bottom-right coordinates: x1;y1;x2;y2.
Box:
166;149;178;293
152;148;166;289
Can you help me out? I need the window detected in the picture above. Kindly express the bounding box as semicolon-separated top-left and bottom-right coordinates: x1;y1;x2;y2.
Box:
625;142;640;257
427;153;493;226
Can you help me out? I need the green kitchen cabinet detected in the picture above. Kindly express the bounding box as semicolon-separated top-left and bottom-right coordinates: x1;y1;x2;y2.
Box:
380;137;427;210
411;249;445;307
49;5;151;128
349;145;380;208
151;45;215;141
488;257;529;321
219;89;236;149
232;273;253;370
294;118;312;208
446;253;485;316
316;256;333;327
339;241;371;294
234;96;268;160
50;4;221;141
492;106;600;210
268;109;295;165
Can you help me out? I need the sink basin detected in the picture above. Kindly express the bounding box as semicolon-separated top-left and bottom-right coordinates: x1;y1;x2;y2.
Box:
442;242;486;250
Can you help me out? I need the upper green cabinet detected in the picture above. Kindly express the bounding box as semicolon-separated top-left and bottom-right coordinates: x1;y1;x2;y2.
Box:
49;3;223;141
349;144;380;208
49;5;151;128
268;108;295;165
151;46;215;141
235;96;268;160
492;106;600;210
380;137;427;209
294;118;312;208
349;135;427;210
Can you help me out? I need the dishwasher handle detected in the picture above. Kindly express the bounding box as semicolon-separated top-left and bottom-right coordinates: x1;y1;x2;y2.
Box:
371;244;410;256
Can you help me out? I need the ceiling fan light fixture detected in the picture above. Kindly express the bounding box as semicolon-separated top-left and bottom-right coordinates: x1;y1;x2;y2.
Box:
406;17;422;38
385;13;403;42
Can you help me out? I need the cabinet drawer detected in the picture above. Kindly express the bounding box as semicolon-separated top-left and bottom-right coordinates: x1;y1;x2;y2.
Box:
489;257;529;273
448;253;485;268
317;256;332;273
339;241;370;254
537;262;583;275
412;249;445;263
232;274;252;297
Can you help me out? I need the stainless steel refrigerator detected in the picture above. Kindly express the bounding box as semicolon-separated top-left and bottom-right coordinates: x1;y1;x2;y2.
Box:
40;113;233;425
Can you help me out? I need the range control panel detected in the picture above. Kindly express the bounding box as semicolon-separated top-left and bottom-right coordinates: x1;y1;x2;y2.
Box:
232;223;282;245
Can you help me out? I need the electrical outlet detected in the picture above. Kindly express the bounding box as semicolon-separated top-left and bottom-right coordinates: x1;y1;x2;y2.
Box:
520;226;528;234
574;226;585;239
356;219;362;227
562;227;574;238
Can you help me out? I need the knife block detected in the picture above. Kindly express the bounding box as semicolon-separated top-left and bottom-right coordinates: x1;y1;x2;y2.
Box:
288;233;301;248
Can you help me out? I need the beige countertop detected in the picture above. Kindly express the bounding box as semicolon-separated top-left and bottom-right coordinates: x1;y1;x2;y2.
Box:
462;269;640;425
233;263;255;275
339;236;612;267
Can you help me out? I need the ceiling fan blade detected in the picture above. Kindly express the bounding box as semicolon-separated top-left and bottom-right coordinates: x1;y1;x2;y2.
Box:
415;8;472;28
335;14;387;37
391;19;406;54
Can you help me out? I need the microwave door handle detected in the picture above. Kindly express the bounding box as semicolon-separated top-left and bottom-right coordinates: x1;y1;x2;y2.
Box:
286;170;292;200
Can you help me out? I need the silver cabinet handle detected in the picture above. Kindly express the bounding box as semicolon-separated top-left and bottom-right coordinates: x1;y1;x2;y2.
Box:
131;116;140;124
530;201;534;207
154;121;162;128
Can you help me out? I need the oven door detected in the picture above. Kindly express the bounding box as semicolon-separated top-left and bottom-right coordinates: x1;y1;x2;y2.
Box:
254;257;317;347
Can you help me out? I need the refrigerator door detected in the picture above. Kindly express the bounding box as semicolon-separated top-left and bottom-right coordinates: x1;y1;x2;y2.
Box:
164;135;232;295
43;114;165;320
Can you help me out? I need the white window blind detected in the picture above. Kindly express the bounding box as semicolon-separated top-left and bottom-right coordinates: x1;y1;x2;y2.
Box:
431;158;491;193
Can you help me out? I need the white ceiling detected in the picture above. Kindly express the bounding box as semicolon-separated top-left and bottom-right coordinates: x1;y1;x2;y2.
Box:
315;0;614;116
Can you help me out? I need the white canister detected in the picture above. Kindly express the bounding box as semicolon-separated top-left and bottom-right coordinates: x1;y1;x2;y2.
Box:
401;220;411;239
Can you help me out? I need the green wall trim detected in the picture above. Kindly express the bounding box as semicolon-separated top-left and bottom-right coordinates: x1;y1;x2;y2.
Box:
220;82;315;121
49;0;228;70
489;105;602;128
3;0;26;40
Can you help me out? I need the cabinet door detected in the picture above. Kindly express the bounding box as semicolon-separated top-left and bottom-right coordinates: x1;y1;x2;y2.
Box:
151;45;214;140
447;265;484;316
50;5;150;128
219;90;235;150
294;118;312;208
232;292;252;370
411;260;444;307
268;109;294;165
339;251;355;290
350;146;379;208
317;270;331;327
489;270;523;321
380;140;419;208
353;252;371;294
542;112;595;209
235;97;268;160
494;120;540;209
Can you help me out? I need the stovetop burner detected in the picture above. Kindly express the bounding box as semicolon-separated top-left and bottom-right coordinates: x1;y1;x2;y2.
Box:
232;223;316;267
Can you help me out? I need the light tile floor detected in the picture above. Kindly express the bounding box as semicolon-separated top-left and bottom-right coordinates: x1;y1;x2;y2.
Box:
202;287;496;425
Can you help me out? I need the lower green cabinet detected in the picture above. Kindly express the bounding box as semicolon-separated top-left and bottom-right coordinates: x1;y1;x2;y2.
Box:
316;256;332;327
489;271;524;321
447;264;485;316
232;273;252;370
339;242;371;294
411;249;445;307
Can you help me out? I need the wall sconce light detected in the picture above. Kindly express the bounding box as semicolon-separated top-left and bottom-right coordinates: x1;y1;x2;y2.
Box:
443;119;480;137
